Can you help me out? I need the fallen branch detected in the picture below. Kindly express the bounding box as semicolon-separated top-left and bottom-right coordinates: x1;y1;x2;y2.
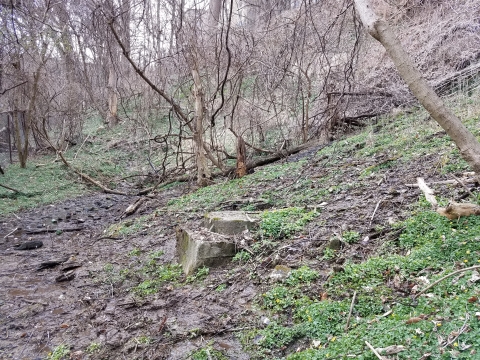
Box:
417;177;438;208
137;141;331;196
417;178;480;219
239;139;329;173
452;174;475;198
136;173;194;196
442;312;470;349
0;183;21;193
414;265;480;299
122;197;147;217
25;227;84;234
405;178;477;187
369;199;383;227
365;341;385;360
55;150;128;196
228;127;275;154
4;227;20;238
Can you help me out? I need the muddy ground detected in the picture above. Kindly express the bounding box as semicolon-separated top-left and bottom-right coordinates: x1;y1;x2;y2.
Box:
0;150;469;360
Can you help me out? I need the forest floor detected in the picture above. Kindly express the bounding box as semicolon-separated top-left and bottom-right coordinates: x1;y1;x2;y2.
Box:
1;103;480;359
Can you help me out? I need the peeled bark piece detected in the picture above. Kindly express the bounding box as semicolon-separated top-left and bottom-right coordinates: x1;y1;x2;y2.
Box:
436;202;480;220
354;0;480;174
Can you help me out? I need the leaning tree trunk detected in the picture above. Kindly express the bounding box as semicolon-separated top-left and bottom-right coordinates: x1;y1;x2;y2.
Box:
354;0;480;174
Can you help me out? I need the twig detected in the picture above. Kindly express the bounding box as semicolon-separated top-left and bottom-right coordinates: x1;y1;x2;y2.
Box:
4;227;19;238
365;341;384;360
414;265;480;299
369;199;383;227
55;150;128;196
0;183;21;193
405;178;477;187
74;134;90;160
452;174;475;198
442;312;470;348
345;291;357;331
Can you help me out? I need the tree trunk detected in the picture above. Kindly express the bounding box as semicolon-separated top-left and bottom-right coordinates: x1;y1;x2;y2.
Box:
354;0;480;174
236;135;247;178
191;64;212;186
106;64;119;126
209;0;222;28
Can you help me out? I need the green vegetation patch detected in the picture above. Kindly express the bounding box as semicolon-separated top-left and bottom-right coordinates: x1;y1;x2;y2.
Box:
245;204;480;359
190;344;228;360
132;257;183;296
47;344;70;360
104;213;154;237
0;160;88;215
260;207;318;239
167;161;305;211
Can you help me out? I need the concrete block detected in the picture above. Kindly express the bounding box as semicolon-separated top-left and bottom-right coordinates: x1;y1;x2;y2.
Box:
204;211;259;235
176;228;237;275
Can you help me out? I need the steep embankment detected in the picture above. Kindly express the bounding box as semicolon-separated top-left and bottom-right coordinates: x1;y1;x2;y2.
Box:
2;99;480;359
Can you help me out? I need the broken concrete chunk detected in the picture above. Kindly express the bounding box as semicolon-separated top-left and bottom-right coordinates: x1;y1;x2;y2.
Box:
204;211;259;235
176;228;237;275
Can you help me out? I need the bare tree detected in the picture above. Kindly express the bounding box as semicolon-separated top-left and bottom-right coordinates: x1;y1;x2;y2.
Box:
354;0;480;174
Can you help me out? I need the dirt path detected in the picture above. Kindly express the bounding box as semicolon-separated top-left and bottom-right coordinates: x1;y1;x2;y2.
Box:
0;186;253;360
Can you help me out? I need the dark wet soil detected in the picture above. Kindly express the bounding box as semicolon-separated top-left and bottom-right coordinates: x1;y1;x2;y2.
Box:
0;185;256;360
0;149;472;360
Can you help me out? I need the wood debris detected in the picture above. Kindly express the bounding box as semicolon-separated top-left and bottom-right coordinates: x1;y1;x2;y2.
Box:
417;177;480;219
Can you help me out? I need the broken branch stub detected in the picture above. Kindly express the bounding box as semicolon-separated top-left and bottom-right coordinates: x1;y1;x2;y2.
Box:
417;177;480;219
417;177;438;208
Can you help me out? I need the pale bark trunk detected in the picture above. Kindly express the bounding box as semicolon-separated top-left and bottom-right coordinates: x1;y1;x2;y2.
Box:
209;0;222;28
106;64;119;126
191;65;212;186
354;0;480;174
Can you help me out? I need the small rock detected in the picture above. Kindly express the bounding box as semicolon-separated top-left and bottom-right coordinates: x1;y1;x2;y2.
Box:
332;266;344;273
70;350;84;360
360;236;370;246
269;265;291;281
327;238;341;250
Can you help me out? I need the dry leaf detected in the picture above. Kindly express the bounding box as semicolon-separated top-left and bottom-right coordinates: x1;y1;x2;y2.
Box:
467;296;478;303
406;317;423;324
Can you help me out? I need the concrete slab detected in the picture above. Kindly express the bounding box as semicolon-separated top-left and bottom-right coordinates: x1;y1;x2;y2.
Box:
204;211;259;235
176;228;237;275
